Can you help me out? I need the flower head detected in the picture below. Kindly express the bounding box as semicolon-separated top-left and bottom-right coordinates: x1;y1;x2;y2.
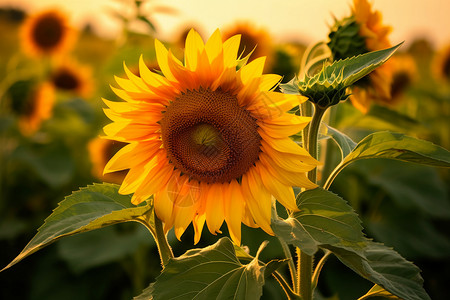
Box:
432;44;450;82
50;59;93;97
389;54;418;101
222;22;274;72
8;80;55;134
103;29;318;245
20;9;76;57
328;0;393;113
88;138;128;184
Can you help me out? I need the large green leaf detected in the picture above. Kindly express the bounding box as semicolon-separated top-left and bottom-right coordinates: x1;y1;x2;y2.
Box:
271;188;365;256
325;124;357;159
325;131;450;189
358;284;401;300
324;240;430;300
1;183;154;272
142;237;265;300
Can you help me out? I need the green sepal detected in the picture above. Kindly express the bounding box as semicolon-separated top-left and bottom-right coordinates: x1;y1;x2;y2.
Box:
282;43;403;109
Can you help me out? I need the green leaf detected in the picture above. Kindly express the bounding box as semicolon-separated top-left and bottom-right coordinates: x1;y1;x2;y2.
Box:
295;43;403;107
324;240;430;300
13;143;75;188
358;284;401;300
335;42;403;87
146;237;265;300
1;183;154;272
271;188;365;256
57;225;153;273
264;259;289;278
325;131;450;189
325;124;357;159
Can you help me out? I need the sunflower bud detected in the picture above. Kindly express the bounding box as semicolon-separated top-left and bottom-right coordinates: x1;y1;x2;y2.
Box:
327;16;368;61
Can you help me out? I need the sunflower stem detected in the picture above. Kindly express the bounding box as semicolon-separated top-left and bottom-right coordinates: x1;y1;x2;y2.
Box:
273;271;303;300
279;234;297;291
311;250;332;290
297;103;327;300
152;210;174;268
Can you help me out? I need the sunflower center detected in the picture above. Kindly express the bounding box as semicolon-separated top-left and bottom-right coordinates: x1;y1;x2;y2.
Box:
52;69;79;91
443;54;450;79
160;88;261;183
33;14;63;49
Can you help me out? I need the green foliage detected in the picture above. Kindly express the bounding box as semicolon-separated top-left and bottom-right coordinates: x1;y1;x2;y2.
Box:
271;188;365;256
324;241;430;300
139;238;266;300
281;43;402;108
359;284;401;300
325;124;357;159
325;131;450;189
1;183;154;271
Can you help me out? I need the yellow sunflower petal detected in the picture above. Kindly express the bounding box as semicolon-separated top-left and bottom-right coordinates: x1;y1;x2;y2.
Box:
155;39;180;82
224;180;244;245
104;141;161;173
242;167;273;235
123;61;151;92
131;162;174;205
222;34;241;68
193;213;206;244
114;75;141;93
185;29;204;71
205;183;225;234
238;56;266;85
258;162;298;212
259;74;282;91
205;29;223;66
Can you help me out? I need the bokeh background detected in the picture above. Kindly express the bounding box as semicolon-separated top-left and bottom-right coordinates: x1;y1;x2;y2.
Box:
0;0;449;299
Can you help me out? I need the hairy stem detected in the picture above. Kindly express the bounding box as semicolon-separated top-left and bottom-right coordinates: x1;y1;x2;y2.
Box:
273;271;303;300
297;104;327;300
153;210;174;267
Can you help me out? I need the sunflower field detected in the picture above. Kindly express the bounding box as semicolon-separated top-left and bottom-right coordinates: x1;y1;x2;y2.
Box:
0;1;449;300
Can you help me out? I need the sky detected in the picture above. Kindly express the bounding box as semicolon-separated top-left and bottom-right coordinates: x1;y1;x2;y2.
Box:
1;0;450;48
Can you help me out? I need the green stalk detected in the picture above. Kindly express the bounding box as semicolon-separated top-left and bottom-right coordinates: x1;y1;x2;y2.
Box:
273;271;303;300
278;236;297;290
298;103;327;300
138;209;174;268
153;210;174;267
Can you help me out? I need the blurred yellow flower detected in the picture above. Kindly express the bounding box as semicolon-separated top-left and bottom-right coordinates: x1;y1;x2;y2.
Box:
389;54;418;101
432;44;450;82
350;0;393;113
50;59;93;97
17;82;55;135
328;0;393;113
88;138;128;184
222;22;274;72
103;29;318;245
20;9;76;57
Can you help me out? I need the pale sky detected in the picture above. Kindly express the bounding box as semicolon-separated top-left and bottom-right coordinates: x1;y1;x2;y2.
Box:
1;0;449;48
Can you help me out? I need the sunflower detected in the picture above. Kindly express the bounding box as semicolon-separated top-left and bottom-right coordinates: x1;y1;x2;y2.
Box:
20;9;76;57
88;137;128;184
13;81;55;135
103;29;318;245
328;0;393;113
50;59;93;97
389;54;418;102
222;22;274;72
432;44;450;82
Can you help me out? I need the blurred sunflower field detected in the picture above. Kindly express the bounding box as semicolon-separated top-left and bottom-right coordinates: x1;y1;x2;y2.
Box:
0;1;449;300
